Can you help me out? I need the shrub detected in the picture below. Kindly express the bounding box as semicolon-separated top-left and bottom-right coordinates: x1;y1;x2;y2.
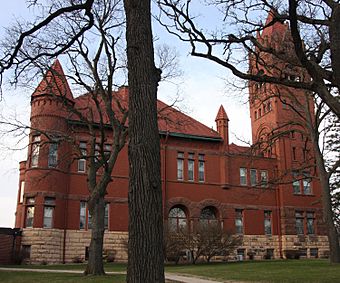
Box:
72;256;84;263
106;251;116;263
165;225;242;264
284;250;300;259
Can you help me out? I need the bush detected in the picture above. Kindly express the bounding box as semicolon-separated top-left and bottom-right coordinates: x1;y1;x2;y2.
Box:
106;251;116;263
72;256;84;263
165;225;242;264
284;250;300;259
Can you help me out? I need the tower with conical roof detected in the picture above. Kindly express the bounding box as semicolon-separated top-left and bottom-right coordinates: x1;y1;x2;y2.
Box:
16;60;74;229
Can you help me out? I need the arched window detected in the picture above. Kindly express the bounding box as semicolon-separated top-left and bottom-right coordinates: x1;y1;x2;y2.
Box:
200;206;218;227
168;206;187;232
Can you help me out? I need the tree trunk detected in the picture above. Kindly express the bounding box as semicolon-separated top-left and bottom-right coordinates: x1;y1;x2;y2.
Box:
84;196;106;275
329;4;340;90
312;141;340;263
124;0;165;282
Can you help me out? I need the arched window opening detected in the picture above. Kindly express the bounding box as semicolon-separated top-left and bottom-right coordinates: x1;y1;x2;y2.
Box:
168;206;187;232
200;206;218;227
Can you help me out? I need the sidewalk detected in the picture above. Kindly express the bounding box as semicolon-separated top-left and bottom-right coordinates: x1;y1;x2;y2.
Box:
0;267;225;283
165;272;224;283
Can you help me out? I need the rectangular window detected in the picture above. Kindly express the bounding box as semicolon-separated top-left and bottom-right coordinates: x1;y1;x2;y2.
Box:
80;201;86;230
19;181;25;203
306;212;315;234
250;169;257;186
43;206;54;228
295;211;304;235
240;168;247;186
95;143;100;162
264;210;272;235
198;154;205;182
43;197;55;228
303;178;312;195
104;144;111;160
236;248;245;261
235;209;244;234
31;135;40;167
299;248;307;258
48;143;58;168
188;153;194;181
292;147;296;160
25;197;35;228
177;152;184;180
310;248;318;258
260;170;268;187
292;172;301;194
21;245;31;260
78;142;87;172
88;209;92;229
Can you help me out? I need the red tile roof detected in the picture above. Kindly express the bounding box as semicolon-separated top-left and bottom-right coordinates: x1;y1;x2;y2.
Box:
70;87;221;140
215;105;229;121
32;59;73;101
33;61;221;140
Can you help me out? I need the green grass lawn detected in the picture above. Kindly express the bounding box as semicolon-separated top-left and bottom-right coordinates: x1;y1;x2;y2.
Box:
1;260;340;282
0;271;126;283
1;262;127;272
166;259;340;282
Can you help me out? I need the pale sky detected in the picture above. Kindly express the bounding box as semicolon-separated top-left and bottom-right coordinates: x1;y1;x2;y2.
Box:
0;1;251;228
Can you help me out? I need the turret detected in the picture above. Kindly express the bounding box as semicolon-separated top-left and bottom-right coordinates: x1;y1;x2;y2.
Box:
21;59;74;229
215;105;229;148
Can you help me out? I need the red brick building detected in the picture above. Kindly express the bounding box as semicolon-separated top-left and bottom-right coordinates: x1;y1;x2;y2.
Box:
14;15;328;263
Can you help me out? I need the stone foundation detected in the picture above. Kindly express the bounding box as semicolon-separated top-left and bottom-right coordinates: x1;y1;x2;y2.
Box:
21;228;128;264
236;235;329;260
21;228;329;264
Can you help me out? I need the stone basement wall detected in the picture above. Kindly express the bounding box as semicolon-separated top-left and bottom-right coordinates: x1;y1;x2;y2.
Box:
240;235;281;260
236;235;329;260
21;228;128;264
21;229;329;264
282;235;329;257
21;228;64;264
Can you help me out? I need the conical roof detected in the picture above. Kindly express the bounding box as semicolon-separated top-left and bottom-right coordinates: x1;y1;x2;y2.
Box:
32;59;73;101
215;105;229;121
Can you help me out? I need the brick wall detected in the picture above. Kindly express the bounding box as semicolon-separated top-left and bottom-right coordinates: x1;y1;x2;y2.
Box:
0;228;22;264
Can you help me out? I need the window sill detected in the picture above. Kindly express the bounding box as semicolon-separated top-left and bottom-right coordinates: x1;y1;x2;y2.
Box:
293;193;315;197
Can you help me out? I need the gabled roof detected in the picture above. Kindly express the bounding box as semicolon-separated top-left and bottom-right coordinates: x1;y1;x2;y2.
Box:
70;88;221;140
215;105;229;121
32;59;73;101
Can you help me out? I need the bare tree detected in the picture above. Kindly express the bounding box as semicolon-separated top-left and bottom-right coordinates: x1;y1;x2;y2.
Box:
0;0;168;279
157;0;340;263
157;0;340;118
